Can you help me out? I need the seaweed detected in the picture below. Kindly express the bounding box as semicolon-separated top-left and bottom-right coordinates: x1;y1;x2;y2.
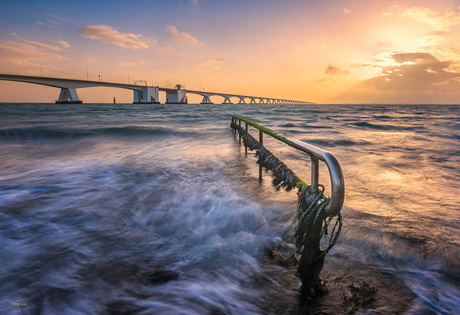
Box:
231;120;302;191
231;117;342;302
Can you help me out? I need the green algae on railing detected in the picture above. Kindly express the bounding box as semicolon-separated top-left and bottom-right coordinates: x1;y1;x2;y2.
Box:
230;115;344;299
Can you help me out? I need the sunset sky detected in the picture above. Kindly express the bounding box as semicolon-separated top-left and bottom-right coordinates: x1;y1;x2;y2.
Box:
1;0;459;104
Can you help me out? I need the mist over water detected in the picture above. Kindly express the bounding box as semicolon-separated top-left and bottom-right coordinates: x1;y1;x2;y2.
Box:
0;103;458;314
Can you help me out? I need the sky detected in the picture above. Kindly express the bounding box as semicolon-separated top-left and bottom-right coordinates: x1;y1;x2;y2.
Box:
0;0;459;104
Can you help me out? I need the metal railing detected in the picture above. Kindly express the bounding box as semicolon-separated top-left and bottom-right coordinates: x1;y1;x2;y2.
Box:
231;116;345;216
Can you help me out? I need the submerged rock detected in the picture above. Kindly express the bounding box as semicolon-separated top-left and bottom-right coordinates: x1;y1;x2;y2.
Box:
342;282;378;313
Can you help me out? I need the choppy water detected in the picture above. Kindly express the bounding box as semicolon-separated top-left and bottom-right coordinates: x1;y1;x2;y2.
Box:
0;103;458;314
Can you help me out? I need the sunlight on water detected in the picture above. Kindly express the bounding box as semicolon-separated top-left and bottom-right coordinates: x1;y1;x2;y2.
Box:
0;103;458;314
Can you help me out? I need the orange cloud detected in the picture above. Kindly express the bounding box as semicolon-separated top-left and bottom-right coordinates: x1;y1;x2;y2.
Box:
77;25;152;49
0;40;66;67
155;42;174;54
325;64;349;75
166;25;203;47
388;6;460;32
56;40;71;48
12;33;67;52
116;60;145;68
366;52;460;92
197;58;224;71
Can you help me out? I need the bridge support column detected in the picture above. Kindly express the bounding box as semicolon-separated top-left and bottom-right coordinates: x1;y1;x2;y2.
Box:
56;88;82;104
133;87;160;104
134;90;142;103
166;86;187;104
249;98;256;104
200;95;213;104
238;97;246;104
222;96;233;104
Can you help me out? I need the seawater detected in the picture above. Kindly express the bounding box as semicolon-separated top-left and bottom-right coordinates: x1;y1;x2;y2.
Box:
0;103;458;314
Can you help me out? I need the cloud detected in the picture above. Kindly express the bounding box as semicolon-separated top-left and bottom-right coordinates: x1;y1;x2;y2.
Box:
389;6;460;32
435;46;460;70
0;35;68;68
366;52;460;92
166;25;203;47
375;40;393;48
116;60;145;68
325;64;349;75
56;40;71;48
391;52;437;64
197;58;224;71
155;42;174;54
35;15;68;29
0;40;66;67
414;34;444;48
12;33;67;52
77;25;152;49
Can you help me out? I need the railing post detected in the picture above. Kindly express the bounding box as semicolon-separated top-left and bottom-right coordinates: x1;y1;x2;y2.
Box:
259;130;264;181
230;116;344;216
239;119;242;144
245;122;248;155
311;156;319;194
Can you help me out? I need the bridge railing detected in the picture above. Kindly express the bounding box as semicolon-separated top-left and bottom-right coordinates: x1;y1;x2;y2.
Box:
231;116;344;216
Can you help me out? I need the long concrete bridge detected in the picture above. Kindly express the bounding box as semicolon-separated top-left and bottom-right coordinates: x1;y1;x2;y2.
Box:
0;74;308;104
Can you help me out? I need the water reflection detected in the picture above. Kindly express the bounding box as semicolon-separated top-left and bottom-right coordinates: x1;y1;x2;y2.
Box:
0;103;458;314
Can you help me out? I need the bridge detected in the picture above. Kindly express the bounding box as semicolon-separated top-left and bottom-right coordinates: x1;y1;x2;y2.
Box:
0;74;308;104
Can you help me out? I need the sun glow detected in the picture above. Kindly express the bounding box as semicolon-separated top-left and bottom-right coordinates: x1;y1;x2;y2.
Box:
0;1;459;103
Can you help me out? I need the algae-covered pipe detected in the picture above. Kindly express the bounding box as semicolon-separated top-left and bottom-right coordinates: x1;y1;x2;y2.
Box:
232;116;345;216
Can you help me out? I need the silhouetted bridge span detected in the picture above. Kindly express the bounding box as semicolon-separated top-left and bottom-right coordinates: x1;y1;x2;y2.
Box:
0;74;308;104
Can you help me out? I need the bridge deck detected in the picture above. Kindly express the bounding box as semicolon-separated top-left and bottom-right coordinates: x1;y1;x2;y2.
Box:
0;74;309;104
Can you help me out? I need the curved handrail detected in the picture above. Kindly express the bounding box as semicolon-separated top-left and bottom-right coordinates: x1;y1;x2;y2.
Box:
232;116;345;216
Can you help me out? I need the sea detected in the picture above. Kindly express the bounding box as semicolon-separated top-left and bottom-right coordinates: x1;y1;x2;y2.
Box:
0;103;458;314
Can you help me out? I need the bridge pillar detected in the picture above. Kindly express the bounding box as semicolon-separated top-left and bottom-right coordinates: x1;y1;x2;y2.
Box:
200;95;213;104
134;90;142;103
238;97;246;104
222;96;233;104
166;86;187;104
133;87;160;104
56;88;82;104
249;98;256;104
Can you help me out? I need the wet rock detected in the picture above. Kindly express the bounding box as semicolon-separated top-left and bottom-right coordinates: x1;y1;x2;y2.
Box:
342;282;377;313
265;248;298;267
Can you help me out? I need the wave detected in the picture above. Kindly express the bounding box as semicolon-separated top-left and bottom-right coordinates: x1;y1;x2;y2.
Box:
94;126;186;137
353;121;420;131
280;123;332;129
299;139;370;148
436;133;460;141
0;126;188;140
